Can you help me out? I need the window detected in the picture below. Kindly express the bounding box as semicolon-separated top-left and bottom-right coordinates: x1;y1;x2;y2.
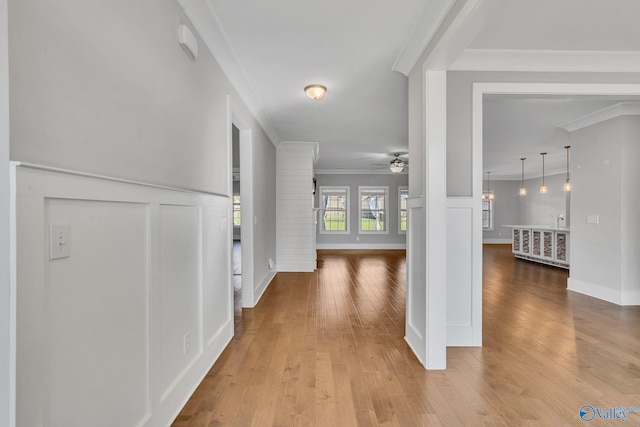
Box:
359;186;388;233
233;195;241;227
398;187;408;233
482;199;494;230
320;186;349;233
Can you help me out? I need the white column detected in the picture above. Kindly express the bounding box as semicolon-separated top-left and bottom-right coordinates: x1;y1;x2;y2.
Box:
424;70;447;369
0;0;14;423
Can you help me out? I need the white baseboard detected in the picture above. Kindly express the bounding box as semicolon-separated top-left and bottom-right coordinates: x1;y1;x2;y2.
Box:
567;277;640;306
316;243;406;250
447;325;478;347
276;262;316;272
254;269;276;305
482;238;511;244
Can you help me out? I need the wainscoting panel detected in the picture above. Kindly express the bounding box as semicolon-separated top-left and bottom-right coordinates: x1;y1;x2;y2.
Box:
12;163;233;427
405;197;426;365
446;197;481;347
46;199;150;427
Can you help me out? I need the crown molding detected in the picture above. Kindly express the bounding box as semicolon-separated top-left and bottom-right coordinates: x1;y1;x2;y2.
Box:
392;0;455;75
558;102;640;132
450;49;640;72
315;168;407;175
177;0;281;146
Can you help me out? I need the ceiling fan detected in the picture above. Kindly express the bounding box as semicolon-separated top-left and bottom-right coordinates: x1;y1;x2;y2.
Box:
372;152;408;173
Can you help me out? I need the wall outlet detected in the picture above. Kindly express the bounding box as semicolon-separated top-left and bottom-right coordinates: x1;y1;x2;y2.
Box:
183;331;191;355
356;236;360;242
268;258;274;269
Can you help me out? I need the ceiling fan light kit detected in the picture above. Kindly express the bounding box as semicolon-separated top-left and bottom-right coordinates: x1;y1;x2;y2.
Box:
390;153;406;173
304;84;327;100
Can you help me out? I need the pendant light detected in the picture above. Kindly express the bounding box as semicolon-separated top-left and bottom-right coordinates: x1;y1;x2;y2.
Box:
483;172;495;200
539;152;548;194
519;157;527;196
563;145;571;192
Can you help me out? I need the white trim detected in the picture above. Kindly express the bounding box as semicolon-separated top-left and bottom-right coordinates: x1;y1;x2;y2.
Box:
276;262;316;273
424;70;448;368
421;0;509;71
450;49;640;73
0;1;13;423
228;96;257;309
558;102;640;132
482;238;510;244
316;244;406;250
392;0;456;75
447;326;474;347
318;186;350;234
358;186;389;234
568;278;640;306
253;269;277;305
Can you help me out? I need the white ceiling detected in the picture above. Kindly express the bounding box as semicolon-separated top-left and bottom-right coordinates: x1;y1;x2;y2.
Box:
181;0;640;174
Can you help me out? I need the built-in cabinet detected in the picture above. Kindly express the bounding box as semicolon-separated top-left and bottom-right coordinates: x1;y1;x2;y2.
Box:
510;226;569;269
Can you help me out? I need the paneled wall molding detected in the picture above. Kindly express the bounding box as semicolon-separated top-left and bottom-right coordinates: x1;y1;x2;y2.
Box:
11;163;234;427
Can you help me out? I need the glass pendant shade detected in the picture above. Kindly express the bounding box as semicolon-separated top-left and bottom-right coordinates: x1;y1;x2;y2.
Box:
564;145;571;192
519;157;527;196
483;172;495;200
304;84;327;100
539;152;547;194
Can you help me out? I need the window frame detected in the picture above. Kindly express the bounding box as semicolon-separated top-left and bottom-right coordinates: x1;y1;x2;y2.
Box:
319;186;350;234
482;198;494;231
358;186;389;234
398;186;408;234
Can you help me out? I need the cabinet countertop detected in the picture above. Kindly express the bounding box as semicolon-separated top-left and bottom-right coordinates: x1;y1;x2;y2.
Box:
504;225;570;232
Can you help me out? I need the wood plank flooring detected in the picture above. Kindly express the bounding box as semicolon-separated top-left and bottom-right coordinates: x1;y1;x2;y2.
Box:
173;245;640;426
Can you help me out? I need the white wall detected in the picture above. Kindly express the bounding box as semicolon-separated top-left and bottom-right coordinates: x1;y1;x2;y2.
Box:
518;174;568;226
8;0;278;424
569;115;640;305
315;174;408;249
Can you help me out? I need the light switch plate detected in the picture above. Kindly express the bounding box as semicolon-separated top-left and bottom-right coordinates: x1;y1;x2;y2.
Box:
49;224;71;260
586;215;599;225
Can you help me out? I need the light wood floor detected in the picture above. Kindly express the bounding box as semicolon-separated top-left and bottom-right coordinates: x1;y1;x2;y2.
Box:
173;245;640;426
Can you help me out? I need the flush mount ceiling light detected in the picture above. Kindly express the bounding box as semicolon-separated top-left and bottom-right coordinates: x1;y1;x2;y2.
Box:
519;157;527;196
564;145;571;192
482;172;495;200
304;84;327;100
539;152;548;194
390;153;405;173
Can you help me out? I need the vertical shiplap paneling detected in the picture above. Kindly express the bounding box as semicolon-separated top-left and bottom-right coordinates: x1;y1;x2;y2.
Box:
276;144;316;272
